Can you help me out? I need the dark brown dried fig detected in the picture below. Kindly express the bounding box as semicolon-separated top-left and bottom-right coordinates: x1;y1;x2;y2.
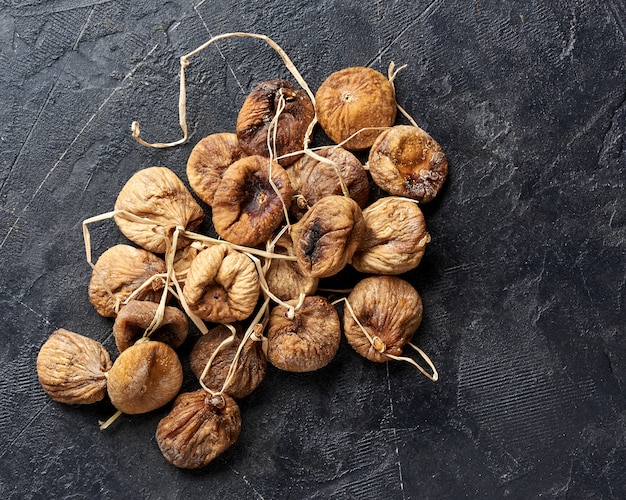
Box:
114;166;204;253
156;390;241;469
113;300;188;352
368;125;448;203
36;328;112;405
236;79;315;166
212;155;293;247
88;244;167;318
287;146;369;219
290;195;366;278
315;66;397;150
267;296;341;372
186;133;246;206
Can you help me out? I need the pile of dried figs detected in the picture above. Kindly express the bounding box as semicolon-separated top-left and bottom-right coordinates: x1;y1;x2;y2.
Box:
36;52;447;469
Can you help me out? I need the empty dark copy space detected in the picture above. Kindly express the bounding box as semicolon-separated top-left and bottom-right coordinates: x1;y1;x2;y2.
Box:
0;1;624;498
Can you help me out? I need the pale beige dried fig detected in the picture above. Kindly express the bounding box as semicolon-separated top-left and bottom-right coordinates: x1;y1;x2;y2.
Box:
182;244;260;323
265;234;318;301
290;195;366;278
267;296;341;372
351;197;430;275
114;166;204;253
36;328;112;405
88;244;167;318
156;390;241;469
106;340;183;414
368;125;448;203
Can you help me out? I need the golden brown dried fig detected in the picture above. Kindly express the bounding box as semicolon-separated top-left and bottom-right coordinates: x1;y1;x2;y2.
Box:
106;340;183;414
88;244;167;318
351;197;430;275
36;328;112;405
315;66;397;150
265;235;319;301
114;166;204;253
267;296;341;372
156;390;241;469
182;244;260;323
290;195;366;278
287;146;369;219
368;125;448;203
186;133;246;206
236;79;315;166
212;155;293;247
113;300;188;352
189;324;267;398
343;276;423;363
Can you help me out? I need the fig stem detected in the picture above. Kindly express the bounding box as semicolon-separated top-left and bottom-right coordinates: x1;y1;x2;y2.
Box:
99;410;123;430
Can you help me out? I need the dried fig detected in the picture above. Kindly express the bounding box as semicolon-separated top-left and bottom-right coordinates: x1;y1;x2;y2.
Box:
88;244;167;318
315;66;397;150
351;197;430;275
186;133;245;206
212;155;293;247
236;79;315;166
343;276;422;363
368;125;448;203
189;324;267;398
290;195;366;278
267;296;341;372
113;300;188;352
36;328;112;405
182;244;260;323
106;340;183;414
114;166;205;253
287;146;369;219
156;390;241;469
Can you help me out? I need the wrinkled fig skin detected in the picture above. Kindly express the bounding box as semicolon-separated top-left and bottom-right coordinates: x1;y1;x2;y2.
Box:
113;300;188;352
351;197;430;275
186;133;245;206
343;276;423;363
36;329;112;405
290;195;366;278
114;166;205;253
265;235;319;301
106;341;183;415
267;296;341;372
236;79;315;166
190;324;267;398
287;146;369;219
182;244;260;323
156;390;241;469
315;66;397;151
88;244;167;318
368;125;448;203
212;155;293;247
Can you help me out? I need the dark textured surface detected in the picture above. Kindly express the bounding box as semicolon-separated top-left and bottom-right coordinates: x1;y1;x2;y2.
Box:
1;0;624;498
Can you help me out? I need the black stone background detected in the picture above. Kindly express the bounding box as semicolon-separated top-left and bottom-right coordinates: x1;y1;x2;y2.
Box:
0;1;624;498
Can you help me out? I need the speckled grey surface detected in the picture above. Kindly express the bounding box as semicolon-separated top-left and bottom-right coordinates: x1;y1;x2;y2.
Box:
0;1;624;498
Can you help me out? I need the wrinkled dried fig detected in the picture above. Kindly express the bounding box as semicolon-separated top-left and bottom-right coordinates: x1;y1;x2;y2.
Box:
315;66;397;150
290;195;366;278
189;324;267;398
88;244;167;318
114;166;205;253
36;328;112;405
106;340;183;414
343;276;423;363
265;235;319;301
368;125;448;203
236;79;315;166
212;155;293;247
351;197;430;275
182;244;260;323
113;300;188;352
186;133;246;206
267;296;341;372
287;146;369;219
156;390;241;469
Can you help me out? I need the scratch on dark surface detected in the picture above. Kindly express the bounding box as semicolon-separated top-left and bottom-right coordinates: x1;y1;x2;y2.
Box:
0;402;51;459
558;9;577;61
11;0;112;16
606;0;626;39
229;466;265;500
385;363;406;499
